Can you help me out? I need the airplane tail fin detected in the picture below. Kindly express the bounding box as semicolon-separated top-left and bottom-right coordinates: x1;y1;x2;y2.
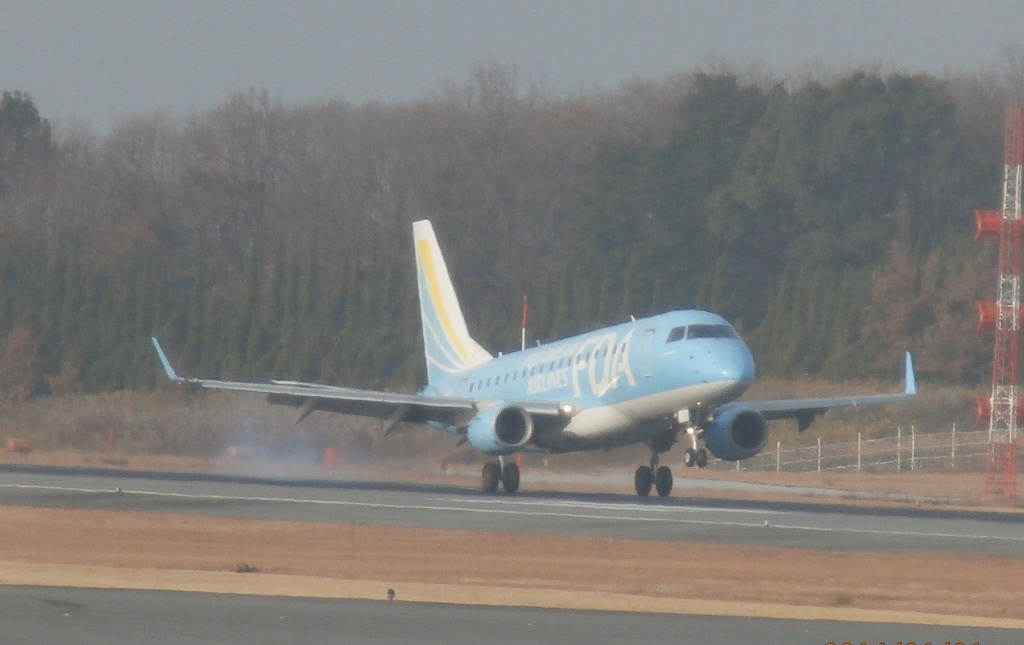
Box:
413;220;492;384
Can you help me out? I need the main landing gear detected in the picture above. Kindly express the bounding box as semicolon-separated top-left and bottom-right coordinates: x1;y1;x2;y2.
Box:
635;426;679;497
634;454;674;498
482;456;520;494
633;415;710;497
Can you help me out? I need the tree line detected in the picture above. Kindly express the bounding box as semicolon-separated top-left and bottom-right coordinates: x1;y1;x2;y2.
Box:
0;63;1019;400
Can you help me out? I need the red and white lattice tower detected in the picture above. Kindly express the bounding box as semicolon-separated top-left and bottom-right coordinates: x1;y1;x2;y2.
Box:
975;105;1022;499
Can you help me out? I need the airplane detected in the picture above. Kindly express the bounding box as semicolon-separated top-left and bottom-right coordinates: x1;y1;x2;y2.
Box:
152;219;916;497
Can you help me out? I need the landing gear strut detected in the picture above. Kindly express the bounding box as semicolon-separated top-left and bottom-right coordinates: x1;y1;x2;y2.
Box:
481;456;520;494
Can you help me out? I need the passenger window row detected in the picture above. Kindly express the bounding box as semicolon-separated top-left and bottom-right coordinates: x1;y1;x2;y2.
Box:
466;340;631;392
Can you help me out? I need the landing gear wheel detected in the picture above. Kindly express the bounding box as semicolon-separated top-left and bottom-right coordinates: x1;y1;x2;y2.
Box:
481;462;501;493
684;448;697;468
654;465;673;497
695;448;708;469
634;466;654;497
501;462;520;494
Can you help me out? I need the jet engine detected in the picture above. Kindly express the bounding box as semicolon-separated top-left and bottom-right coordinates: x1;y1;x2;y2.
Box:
465;403;534;456
703;406;768;461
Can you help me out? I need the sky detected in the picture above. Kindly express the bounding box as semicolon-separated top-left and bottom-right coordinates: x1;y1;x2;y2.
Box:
3;0;1024;136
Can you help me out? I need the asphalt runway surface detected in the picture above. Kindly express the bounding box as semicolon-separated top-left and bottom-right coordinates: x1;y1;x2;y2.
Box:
2;465;1023;644
3;585;1020;645
0;464;1021;555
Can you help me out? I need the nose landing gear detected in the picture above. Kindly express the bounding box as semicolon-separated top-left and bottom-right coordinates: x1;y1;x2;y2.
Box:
683;446;708;469
682;417;709;469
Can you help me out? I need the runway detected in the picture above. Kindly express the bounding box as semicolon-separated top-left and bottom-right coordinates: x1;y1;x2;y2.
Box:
2;464;1023;643
2;585;1020;645
0;464;1021;556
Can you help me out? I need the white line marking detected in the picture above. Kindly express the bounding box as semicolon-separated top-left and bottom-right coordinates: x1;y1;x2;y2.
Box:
426;496;786;515
3;483;1021;543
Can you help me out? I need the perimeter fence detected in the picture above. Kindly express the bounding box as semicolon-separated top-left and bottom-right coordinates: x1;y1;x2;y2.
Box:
708;425;995;474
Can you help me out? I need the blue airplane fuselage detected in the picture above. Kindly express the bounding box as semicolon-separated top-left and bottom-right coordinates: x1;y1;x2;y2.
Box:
422;310;755;450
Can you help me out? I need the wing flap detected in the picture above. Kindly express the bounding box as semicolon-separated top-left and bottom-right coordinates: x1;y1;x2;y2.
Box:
184;374;478;425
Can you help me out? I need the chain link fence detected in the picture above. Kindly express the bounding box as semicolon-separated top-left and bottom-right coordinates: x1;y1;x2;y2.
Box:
708;425;995;474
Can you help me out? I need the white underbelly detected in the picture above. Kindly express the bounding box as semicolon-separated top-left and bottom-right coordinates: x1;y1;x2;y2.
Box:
547;381;737;450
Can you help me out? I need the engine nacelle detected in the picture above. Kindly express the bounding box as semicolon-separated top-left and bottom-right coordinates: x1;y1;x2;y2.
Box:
465;403;534;456
703;406;768;462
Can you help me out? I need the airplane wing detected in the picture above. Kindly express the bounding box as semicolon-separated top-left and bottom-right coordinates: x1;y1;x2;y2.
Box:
151;338;573;431
724;352;917;432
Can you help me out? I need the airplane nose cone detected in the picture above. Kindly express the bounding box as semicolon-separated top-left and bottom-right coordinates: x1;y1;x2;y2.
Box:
695;341;755;400
720;346;755;385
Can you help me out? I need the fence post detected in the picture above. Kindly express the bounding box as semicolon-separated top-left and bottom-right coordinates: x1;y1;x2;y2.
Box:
776;441;781;472
951;423;956;468
897;426;902;473
910;425;915;471
857;432;862;474
817;436;822;473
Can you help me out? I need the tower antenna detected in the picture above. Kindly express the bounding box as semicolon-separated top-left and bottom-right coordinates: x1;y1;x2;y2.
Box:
975;105;1022;499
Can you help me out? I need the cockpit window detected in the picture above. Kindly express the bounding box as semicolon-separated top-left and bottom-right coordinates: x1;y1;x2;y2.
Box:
686;324;738;339
666;326;688;343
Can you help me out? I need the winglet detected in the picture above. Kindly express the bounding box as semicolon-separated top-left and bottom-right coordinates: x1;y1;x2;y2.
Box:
151;337;185;384
904;351;916;396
